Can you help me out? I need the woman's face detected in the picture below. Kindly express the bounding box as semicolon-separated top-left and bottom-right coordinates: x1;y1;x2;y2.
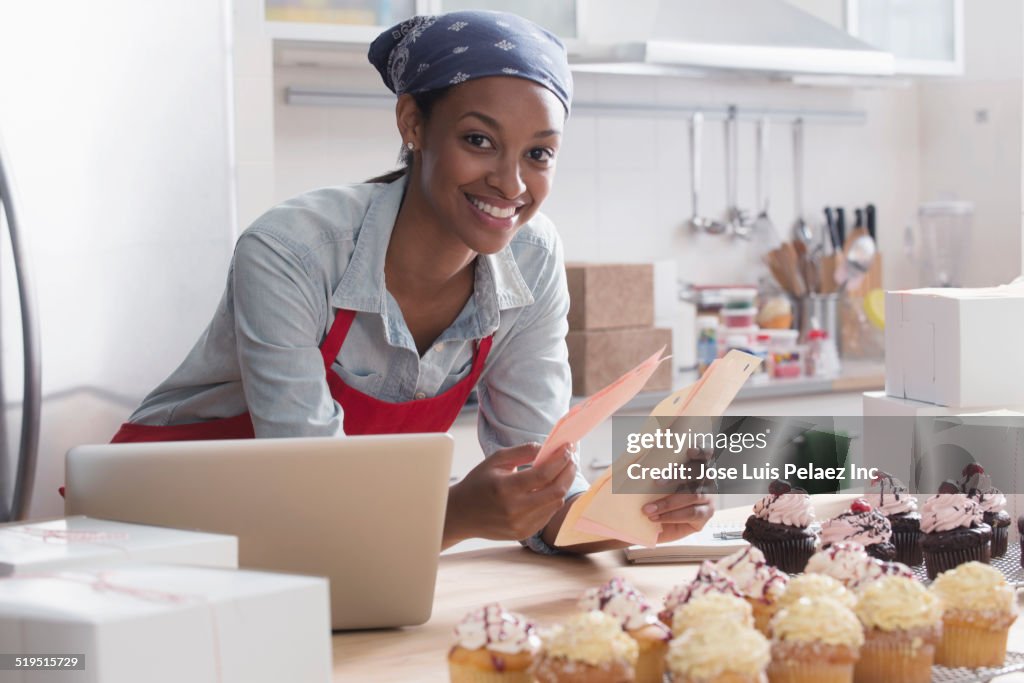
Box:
408;77;564;256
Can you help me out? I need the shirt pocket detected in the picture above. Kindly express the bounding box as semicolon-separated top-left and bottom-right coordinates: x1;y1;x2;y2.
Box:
438;352;475;394
331;362;384;396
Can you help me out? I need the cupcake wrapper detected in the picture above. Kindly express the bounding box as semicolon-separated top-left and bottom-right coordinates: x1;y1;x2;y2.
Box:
923;542;991;580
449;662;534;683
748;599;776;636
991;524;1009;558
672;673;766;683
892;529;923;566
936;622;1010;668
766;660;854;683
748;536;816;574
854;636;934;683
634;640;668;683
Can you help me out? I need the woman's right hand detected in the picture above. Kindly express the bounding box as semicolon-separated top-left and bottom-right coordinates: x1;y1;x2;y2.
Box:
443;442;577;546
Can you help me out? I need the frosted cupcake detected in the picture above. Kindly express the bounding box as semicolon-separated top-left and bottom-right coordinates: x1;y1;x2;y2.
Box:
865;472;922;566
448;603;540;683
776;574;856;612
713;546;789;634
742;480;817;573
931;561;1018;668
670;592;755;636
579;578;670;683
819;499;896;561
961;464;1012;558
666;619;770;683
920;484;992;580
660;561;744;627
532;611;638;683
854;577;943;683
767;596;863;683
806;542;913;592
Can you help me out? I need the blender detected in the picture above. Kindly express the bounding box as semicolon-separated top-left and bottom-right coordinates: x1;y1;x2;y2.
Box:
911;201;974;287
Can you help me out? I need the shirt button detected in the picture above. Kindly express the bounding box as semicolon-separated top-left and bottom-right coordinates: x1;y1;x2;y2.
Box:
414;391;427;400
433;343;444;353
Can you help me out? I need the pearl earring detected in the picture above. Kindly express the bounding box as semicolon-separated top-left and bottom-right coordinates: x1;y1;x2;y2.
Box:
406;142;415;151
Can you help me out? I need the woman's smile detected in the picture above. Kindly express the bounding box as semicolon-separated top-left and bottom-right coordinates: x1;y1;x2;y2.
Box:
464;192;525;231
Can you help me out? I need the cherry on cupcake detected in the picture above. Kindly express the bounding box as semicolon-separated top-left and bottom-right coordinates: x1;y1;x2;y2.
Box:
768;479;792;496
850;499;873;514
962;463;985;478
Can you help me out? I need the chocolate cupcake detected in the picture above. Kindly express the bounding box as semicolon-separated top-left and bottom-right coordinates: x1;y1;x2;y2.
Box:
819;498;896;561
920;482;992;580
742;480;817;573
961;464;1012;558
866;472;922;566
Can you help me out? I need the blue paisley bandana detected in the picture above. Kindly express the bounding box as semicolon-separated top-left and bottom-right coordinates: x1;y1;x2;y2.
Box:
368;10;573;114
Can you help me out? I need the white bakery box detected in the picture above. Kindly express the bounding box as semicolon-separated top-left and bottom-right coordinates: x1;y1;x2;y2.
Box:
0;564;332;683
885;284;1024;408
0;516;237;576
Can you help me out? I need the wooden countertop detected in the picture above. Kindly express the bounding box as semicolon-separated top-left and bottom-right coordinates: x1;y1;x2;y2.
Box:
331;496;1024;681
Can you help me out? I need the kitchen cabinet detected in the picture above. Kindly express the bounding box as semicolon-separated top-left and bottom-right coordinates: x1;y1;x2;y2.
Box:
846;0;964;75
264;0;575;43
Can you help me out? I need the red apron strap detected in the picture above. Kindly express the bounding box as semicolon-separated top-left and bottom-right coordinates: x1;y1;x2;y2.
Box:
320;309;357;370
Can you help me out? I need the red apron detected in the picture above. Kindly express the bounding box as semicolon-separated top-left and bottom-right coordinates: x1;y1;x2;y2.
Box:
110;308;493;442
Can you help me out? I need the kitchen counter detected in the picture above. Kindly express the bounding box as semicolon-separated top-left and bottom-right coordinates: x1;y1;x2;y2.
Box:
622;358;885;411
330;496;1024;681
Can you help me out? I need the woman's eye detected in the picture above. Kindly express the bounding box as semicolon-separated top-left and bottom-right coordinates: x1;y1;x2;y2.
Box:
529;148;555;162
465;134;493;149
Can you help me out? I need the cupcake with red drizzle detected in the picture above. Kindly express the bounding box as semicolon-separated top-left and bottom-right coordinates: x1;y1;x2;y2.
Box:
819;498;896;561
660;561;743;628
579;577;671;683
961;464;1012;558
920;480;992;580
713;545;789;635
806;541;913;592
448;603;540;683
866;471;922;566
742;479;818;573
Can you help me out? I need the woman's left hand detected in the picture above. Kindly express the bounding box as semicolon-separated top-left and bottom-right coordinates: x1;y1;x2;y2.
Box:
642;492;715;544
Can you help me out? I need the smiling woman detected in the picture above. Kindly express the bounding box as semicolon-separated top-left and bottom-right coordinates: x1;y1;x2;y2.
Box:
107;10;714;556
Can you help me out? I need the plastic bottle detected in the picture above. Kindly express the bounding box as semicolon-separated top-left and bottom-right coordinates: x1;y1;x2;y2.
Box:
696;315;718;376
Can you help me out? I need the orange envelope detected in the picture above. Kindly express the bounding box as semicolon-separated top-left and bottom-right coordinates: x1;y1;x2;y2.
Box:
534;347;669;468
571;350;762;547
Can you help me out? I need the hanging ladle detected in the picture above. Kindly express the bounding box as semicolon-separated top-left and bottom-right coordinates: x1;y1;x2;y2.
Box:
689;111;727;234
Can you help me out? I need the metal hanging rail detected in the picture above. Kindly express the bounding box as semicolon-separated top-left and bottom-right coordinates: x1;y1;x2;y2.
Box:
284;86;867;125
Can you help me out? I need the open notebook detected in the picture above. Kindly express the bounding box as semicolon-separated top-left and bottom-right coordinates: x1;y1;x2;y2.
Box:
623;524;748;564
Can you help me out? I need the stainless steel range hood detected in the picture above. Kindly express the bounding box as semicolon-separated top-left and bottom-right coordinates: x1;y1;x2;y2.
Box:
571;0;894;77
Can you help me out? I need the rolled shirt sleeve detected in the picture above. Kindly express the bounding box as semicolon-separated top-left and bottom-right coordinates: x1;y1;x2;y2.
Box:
476;231;590;553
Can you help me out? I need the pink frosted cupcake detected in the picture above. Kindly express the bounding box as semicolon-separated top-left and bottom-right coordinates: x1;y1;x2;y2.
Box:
961;464;1011;558
866;472;922;566
920;483;992;580
742;480;818;573
660;561;743;628
820;498;896;561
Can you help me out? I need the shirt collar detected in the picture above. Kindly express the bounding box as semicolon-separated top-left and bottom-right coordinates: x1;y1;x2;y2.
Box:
332;175;535;327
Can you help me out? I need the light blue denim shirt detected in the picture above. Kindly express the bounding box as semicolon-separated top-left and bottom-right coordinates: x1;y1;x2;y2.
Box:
128;176;588;552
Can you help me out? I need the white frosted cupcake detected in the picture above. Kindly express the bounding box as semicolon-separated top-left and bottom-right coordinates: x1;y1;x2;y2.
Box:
806;541;913;592
768;597;863;683
448;603;540;683
660;560;743;627
854;577;942;683
670;592;755;636
930;561;1018;668
712;546;789;634
666;619;770;683
776;574;855;613
579;578;670;683
532;611;638;683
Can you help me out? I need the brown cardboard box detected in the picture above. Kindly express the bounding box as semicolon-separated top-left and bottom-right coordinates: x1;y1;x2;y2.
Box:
565;263;654;331
566;327;673;396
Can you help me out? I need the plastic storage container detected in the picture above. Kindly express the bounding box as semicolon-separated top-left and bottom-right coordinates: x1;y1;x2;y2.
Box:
721;306;758;328
721;288;758;309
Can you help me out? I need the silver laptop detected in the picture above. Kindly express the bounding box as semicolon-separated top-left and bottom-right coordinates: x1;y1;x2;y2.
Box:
64;434;453;630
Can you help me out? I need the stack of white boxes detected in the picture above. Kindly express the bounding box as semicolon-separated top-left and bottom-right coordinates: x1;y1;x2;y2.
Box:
865;284;1024;536
0;517;332;682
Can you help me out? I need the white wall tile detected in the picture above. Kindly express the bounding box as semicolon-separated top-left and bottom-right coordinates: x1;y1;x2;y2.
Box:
234;75;275;164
